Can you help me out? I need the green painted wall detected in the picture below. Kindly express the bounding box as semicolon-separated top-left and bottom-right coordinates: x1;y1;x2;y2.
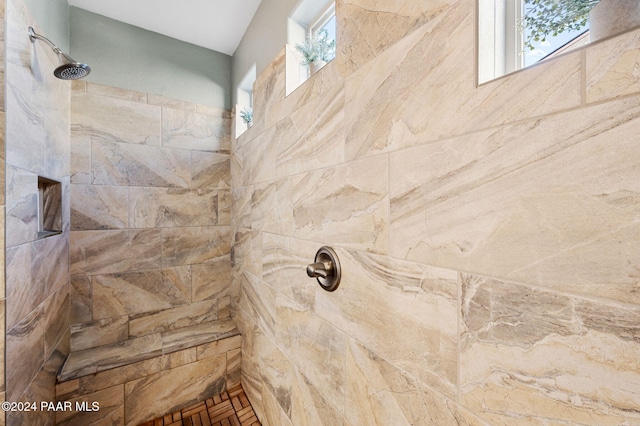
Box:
232;0;300;105
24;0;70;51
69;8;232;109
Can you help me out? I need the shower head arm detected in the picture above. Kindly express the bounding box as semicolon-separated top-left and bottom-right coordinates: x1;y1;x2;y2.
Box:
28;27;63;55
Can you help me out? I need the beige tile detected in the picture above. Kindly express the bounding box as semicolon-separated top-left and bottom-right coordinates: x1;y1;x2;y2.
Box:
5;166;38;248
227;348;242;389
148;94;197;111
161;319;239;354
261;234;317;310
85;82;148;103
197;334;242;361
108;269;194;317
44;284;69;358
91;140;191;188
57;357;163;400
162;107;231;153
346;338;483;426
234;126;277;186
191;151;230;189
161;226;230;267
161;347;197;370
56;385;125;426
129;187;219;228
124;354;227;425
292;156;388;253
587;28;640;103
70;275;92;324
70;229;162;276
250;179;294;236
275;82;345;178
315;249;459;397
70;134;91;184
337;0;450;76
289;368;345;426
72;91;161;146
191;259;233;302
6;305;45;402
344;1;580;161
129;299;218;338
389;94;640;304
58;334;163;381
71;184;129;230
70;316;128;352
276;294;345;413
460;275;640;424
238;272;276;339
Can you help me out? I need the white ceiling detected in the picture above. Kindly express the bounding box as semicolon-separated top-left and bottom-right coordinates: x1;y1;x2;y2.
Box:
67;0;263;56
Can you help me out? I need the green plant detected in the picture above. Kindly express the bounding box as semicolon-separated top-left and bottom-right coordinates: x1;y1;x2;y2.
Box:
295;29;336;65
521;0;600;50
240;107;253;124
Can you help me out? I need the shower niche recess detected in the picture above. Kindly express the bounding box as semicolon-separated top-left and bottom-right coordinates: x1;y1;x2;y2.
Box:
37;176;62;239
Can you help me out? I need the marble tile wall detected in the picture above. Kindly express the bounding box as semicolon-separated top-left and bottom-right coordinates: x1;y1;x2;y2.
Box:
233;0;640;424
68;80;234;355
0;0;6;422
55;334;242;426
4;0;70;424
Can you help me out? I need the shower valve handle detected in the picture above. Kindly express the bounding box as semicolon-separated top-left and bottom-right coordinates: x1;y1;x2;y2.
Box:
306;246;341;292
306;261;333;279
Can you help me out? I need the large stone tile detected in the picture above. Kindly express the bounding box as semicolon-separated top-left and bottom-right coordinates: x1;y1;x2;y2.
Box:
249;179;294;236
163;321;237;357
70;133;91;184
70;275;92;324
275;82;345;178
129;187;219;228
289;368;345;426
129;299;218;338
92;267;191;320
56;385;125;426
85;82;148;103
389;94;640;304
6;305;45;402
72;91;161;146
261;234;317;311
5;244;40;330
58;334;163;381
44;283;69;358
337;0;457;75
124;353;227;425
276;294;345;413
460;275;640;425
586;28;640;103
190;151;230;189
70;229;162;276
162;107;230;153
161;226;230;267
238;272;276;339
292;156;388;253
344;0;581;161
234;126;277;186
91;140;191;188
70;316;128;352
315;249;459;397
5;165;37;247
346;338;485;426
191;259;233;302
71;184;129;230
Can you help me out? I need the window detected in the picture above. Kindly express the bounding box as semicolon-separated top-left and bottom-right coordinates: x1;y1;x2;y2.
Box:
235;64;256;137
287;0;336;94
478;0;593;84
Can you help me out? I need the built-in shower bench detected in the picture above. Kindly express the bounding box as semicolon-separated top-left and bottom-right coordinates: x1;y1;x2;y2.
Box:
55;319;242;425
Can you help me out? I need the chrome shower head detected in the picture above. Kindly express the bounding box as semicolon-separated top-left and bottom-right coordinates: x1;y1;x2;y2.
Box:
28;26;91;80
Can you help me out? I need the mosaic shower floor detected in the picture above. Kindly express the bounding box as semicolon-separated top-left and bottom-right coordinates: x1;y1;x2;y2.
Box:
139;385;261;426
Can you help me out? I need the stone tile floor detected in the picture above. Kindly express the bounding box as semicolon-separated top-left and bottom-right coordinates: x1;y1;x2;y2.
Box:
139;385;261;426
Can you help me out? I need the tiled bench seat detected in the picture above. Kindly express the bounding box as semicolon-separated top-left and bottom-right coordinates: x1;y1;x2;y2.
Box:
55;319;242;426
58;318;240;382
